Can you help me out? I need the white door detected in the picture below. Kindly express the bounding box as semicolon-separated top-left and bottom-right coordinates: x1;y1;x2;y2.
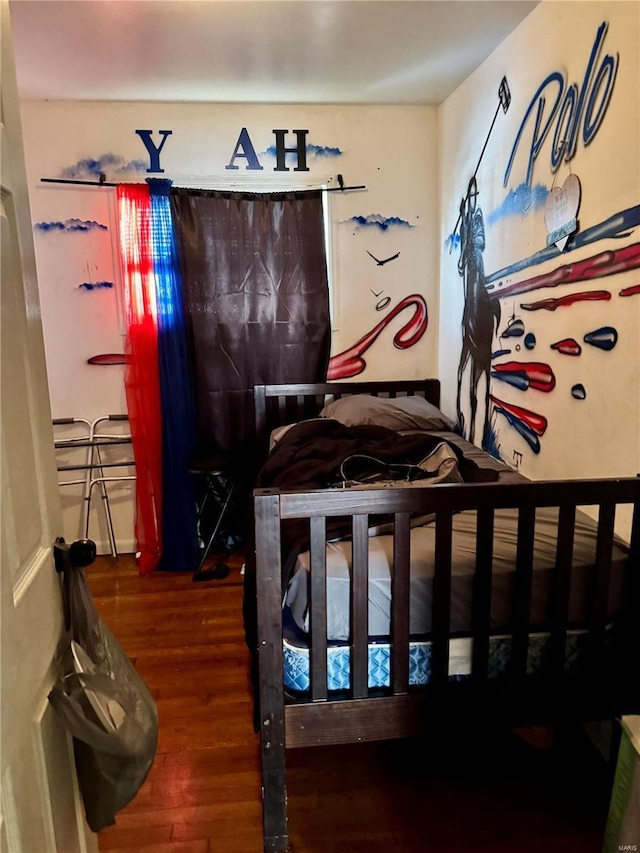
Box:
0;3;97;851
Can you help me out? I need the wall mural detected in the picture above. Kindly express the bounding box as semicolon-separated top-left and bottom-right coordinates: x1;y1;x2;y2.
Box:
455;177;501;447
477;201;638;457
347;203;429;374
328;212;426;378
458;199;640;457
450;22;638;461
328;295;428;380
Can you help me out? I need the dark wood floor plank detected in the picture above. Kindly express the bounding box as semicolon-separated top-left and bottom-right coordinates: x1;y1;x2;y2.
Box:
102;843;209;853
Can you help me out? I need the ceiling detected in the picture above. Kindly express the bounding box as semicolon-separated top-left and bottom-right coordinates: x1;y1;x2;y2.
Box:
9;0;539;106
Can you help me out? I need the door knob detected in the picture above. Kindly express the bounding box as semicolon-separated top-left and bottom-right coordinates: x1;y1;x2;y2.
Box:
54;537;97;573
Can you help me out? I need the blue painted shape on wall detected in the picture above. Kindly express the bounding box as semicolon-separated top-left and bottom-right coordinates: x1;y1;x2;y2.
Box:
78;281;114;291
262;143;343;158
445;233;461;253
583;326;618;350
571;384;587;400
447;182;547;250
35;218;108;233
491;371;530;391
343;214;413;231
487;182;549;225
502;318;525;338
59;154;147;181
494;406;541;453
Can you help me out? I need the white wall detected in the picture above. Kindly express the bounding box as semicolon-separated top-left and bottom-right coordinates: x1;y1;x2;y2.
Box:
21;102;438;553
438;1;640;534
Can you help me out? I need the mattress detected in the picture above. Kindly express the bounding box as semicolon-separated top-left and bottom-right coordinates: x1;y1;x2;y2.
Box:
284;506;629;642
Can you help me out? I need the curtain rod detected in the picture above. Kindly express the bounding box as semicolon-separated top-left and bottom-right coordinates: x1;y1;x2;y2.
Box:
40;173;366;192
324;184;366;193
41;176;117;187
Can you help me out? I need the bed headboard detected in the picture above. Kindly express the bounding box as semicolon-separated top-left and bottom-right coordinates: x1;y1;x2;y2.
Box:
253;378;441;464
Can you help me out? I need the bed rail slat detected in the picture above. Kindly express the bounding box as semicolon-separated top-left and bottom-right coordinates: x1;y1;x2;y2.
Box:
592;501;616;627
471;506;494;681
392;512;411;694
630;496;640;562
619;498;640;675
351;514;370;698
548;504;576;679
309;516;328;702
432;510;453;687
302;394;323;421
511;506;536;681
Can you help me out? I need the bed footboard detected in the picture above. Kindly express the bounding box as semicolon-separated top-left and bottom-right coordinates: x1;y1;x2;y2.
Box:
254;476;640;852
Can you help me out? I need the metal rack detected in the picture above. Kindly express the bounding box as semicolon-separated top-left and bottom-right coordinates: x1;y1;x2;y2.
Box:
54;414;135;558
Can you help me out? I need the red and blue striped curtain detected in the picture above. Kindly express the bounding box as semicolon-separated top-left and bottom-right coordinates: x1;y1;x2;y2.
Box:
117;180;198;575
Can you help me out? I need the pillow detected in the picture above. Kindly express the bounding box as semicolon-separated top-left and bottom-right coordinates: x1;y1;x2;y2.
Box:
319;394;455;431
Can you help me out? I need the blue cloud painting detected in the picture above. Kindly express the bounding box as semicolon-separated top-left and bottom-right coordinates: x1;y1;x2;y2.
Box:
79;281;114;291
35;218;108;233
487;182;548;226
59;154;147;181
343;214;413;231
262;143;343;159
444;182;547;251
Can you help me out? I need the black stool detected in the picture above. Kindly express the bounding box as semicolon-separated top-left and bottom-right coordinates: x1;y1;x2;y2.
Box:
189;455;237;582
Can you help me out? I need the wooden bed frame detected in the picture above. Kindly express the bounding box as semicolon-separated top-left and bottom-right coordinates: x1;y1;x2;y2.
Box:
250;379;640;853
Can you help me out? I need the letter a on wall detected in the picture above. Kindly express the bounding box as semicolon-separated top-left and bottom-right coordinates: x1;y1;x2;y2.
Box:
225;127;264;171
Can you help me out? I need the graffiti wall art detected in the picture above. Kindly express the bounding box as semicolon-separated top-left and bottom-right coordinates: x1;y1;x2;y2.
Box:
327;294;428;380
454;177;501;448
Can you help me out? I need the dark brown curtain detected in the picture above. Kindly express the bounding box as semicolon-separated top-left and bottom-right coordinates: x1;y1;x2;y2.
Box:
170;188;331;472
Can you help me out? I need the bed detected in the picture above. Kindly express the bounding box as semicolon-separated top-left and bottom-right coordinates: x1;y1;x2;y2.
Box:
245;379;639;853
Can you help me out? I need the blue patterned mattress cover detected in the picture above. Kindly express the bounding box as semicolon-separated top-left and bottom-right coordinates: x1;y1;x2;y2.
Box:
282;606;608;693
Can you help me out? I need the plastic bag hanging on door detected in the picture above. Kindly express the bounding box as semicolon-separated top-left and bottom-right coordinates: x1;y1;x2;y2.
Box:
48;539;158;832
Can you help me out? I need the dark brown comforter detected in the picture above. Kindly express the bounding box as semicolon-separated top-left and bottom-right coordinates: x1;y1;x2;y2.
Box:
256;418;498;490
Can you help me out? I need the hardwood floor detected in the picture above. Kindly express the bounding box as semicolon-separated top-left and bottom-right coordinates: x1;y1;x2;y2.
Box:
87;553;612;853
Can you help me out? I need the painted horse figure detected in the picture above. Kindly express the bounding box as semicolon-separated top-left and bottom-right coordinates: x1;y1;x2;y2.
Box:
455;177;501;449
